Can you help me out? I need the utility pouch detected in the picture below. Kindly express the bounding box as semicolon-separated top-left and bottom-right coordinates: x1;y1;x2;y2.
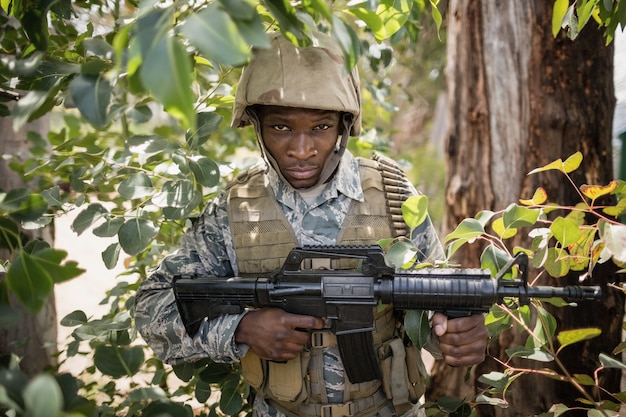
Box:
378;338;425;415
241;350;265;390
241;350;311;406
268;356;304;401
404;343;426;403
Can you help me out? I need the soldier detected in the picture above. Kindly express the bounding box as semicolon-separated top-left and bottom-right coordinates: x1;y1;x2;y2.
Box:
135;31;488;417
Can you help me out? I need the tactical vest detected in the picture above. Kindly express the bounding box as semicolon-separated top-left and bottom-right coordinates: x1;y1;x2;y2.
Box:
226;154;427;417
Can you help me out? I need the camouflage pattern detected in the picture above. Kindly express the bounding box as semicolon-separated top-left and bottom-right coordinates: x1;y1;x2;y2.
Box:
135;151;444;417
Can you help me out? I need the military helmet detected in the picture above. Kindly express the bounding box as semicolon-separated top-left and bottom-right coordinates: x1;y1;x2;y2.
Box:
231;31;362;136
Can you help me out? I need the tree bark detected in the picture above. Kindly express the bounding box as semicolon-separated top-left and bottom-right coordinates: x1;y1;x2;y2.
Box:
0;108;57;375
428;1;624;415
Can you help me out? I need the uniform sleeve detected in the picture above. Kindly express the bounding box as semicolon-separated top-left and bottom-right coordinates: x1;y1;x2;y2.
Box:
134;196;248;365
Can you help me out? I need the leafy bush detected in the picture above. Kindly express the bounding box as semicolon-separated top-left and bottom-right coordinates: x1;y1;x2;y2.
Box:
1;0;625;416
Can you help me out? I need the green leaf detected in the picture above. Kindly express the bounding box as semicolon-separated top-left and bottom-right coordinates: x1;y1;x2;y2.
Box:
404;309;431;349
401;195;429;231
491;217;518;239
330;16;361;71
429;0;443;33
21;9;49;51
444;218;484;243
6;251;54;313
502;203;540;229
186;111;223;149
140;33;195;130
128;104;153;124
557;328;602;350
0;188;31;211
576;0;597;31
102;243;121;270
118;218;158;256
219;375;244;415
41;186;63;208
505;346;554;362
92;217;125;238
552;0;570;37
550;216;584;247
60;310;89;327
474;394;508;407
128;387;169;402
480;245;511;277
195;379;212;403
152;180;196;208
477;371;509;389
23;374;63;417
199;362;234;384
527;305;557;348
118;172;154;199
10;193;48;223
348;8;383;35
544;247;570;278
162;190;203;221
94;345;145;378
599;352;626;369
27;248;85;283
573;373;596;386
142;401;193;417
172;362;196;382
0;217;26;251
1;189;48;222
374;0;412;41
72;203;108;235
262;0;305;39
436;396;468;413
218;0;257;20
127;134;179;163
180;3;252;67
386;240;417;268
528;151;583;175
189;156;220;188
69;73;111;128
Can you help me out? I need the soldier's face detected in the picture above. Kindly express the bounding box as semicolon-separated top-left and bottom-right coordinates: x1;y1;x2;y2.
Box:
258;106;341;189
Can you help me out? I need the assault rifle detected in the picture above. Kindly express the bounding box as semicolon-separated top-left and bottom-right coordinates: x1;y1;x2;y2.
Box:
173;245;602;383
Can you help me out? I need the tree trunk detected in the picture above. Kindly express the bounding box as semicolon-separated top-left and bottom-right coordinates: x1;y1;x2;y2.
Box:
427;1;624;415
0;108;57;375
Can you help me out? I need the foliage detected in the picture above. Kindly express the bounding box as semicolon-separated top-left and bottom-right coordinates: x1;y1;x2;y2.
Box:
384;153;626;416
552;0;626;44
0;1;624;417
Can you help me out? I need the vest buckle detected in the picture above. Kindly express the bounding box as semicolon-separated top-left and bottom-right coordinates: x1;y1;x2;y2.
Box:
321;402;356;417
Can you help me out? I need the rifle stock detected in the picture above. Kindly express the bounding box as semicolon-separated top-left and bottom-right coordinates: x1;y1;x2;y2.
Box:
173;245;602;383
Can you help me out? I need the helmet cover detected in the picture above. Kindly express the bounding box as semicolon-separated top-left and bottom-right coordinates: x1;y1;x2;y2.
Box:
231;31;362;136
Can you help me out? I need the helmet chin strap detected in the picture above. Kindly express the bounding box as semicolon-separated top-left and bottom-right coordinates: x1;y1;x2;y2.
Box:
246;108;354;190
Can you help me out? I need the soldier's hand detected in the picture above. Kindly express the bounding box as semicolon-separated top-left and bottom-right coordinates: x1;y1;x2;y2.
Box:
432;312;488;367
235;307;324;361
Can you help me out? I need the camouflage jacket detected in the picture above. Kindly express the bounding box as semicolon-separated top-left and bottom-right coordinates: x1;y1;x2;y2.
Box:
134;151;444;415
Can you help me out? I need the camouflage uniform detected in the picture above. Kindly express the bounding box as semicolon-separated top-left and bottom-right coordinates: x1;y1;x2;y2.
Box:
135;150;444;417
135;30;445;417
